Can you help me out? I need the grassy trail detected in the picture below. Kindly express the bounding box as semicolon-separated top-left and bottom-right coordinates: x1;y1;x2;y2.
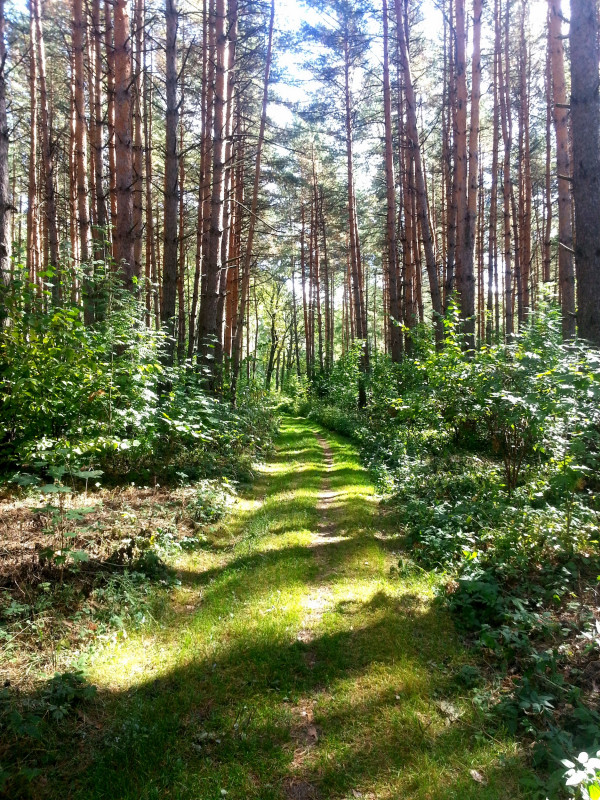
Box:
68;417;530;800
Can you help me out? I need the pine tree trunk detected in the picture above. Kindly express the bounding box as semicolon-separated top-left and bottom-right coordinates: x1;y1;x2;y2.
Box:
543;20;552;284
382;0;401;361
162;0;179;348
230;0;274;404
461;0;482;346
487;0;500;342
570;0;600;345
548;0;575;338
105;0;117;251
499;0;513;337
198;0;226;374
33;0;60;302
188;0;209;356
90;0;107;260
113;0;135;287
396;0;443;344
72;0;90;265
132;0;144;284
0;0;9;295
26;3;39;291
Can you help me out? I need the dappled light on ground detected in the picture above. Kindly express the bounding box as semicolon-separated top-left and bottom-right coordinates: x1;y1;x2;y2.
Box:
40;417;532;800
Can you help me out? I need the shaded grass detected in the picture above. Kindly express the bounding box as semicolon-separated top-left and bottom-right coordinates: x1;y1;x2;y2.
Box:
15;417;535;799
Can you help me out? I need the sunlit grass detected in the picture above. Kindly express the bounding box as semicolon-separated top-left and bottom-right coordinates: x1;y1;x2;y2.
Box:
45;416;535;800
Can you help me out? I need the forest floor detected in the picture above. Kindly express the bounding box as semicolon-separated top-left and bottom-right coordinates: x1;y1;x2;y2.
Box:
9;417;537;799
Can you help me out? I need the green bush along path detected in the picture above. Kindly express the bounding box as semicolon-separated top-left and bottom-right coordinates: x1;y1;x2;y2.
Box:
78;417;530;800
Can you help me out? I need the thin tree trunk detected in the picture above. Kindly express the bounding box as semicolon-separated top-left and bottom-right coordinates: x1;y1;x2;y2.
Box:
499;0;513;337
113;0;135;287
460;0;482;346
382;0;401;360
162;0;178;351
543;19;552;284
487;0;500;342
33;0;60;302
132;0;144;283
90;0;107;260
73;0;93;321
230;0;274;404
105;0;117;250
26;2;39;291
548;0;575;338
0;0;9;296
143;24;156;326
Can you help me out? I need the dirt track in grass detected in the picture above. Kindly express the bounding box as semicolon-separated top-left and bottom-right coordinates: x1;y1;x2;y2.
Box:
30;416;534;800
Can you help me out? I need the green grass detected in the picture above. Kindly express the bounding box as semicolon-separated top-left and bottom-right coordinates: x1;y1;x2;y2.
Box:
45;417;534;799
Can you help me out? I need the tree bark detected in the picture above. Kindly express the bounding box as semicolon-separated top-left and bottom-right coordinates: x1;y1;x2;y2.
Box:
0;0;9;296
382;0;401;361
33;0;60;302
113;0;135;288
230;0;274;404
396;0;443;344
198;0;227;376
548;0;575;338
570;0;600;345
161;0;178;350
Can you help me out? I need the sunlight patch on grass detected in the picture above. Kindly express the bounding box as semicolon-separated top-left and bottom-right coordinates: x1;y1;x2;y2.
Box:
65;416;534;800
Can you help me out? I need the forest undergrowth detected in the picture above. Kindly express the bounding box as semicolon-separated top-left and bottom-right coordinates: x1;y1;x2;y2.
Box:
292;305;600;798
1;417;537;800
0;282;277;796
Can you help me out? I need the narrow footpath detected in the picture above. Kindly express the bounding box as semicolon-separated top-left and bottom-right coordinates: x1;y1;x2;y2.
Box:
71;417;529;800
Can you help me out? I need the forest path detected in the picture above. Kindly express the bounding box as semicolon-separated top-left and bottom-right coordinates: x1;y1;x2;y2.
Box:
70;417;528;800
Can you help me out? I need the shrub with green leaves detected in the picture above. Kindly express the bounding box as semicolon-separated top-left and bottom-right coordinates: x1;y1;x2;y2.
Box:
0;271;276;482
300;303;600;774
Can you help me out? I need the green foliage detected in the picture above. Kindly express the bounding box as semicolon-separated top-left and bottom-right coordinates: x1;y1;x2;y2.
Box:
301;304;600;780
0;270;276;484
187;478;237;524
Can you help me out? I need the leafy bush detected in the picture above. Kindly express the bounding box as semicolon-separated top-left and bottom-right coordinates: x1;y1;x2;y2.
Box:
0;272;276;483
301;303;600;776
187;478;237;524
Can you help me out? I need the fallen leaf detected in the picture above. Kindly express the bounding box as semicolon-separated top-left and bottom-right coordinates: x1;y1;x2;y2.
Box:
470;769;487;785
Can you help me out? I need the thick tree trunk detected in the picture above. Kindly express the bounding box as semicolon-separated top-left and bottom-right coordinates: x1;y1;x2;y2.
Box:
396;0;443;345
453;0;470;337
198;0;227;377
570;0;600;346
